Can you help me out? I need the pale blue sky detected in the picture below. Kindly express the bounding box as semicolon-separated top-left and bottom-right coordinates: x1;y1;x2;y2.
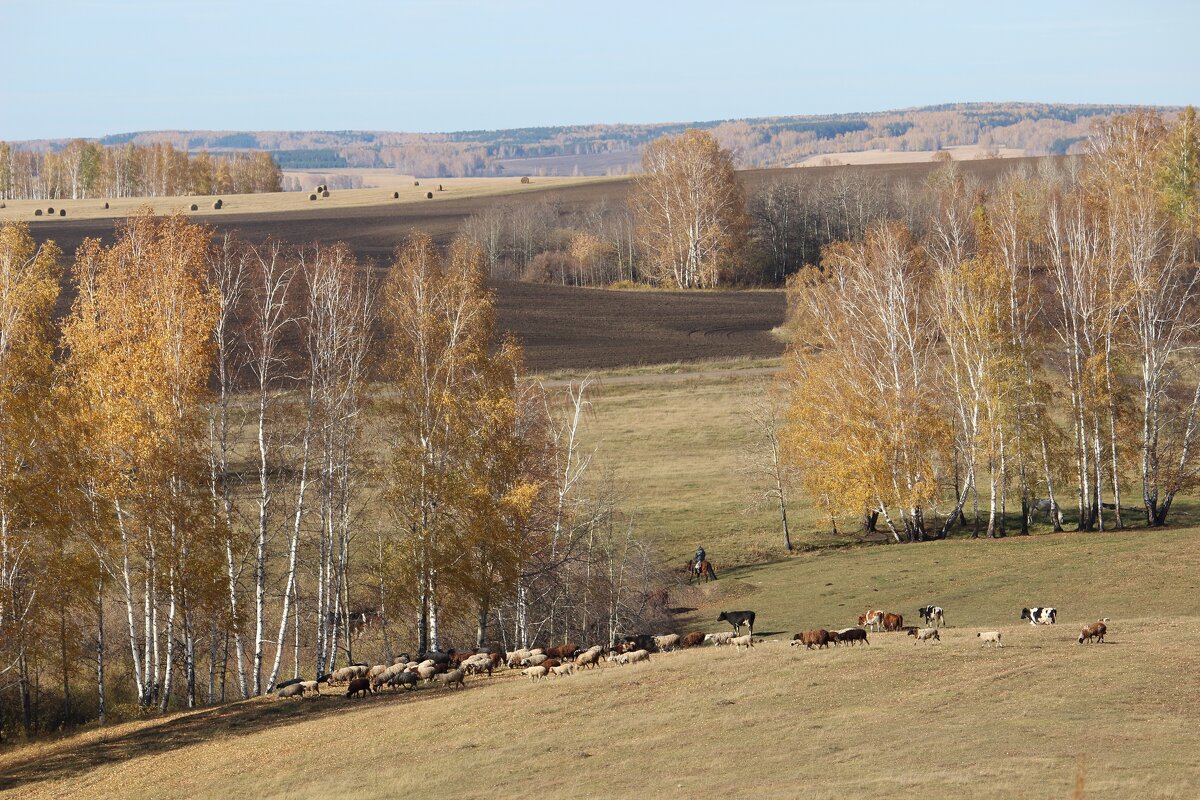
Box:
2;0;1196;140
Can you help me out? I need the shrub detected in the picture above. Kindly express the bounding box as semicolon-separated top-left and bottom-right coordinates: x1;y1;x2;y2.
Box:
523;250;574;283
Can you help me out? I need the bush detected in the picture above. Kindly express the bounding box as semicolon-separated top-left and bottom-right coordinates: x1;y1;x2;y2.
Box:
523;250;574;283
520;176;531;184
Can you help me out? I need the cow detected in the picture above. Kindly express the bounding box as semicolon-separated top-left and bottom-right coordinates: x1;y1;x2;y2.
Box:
918;605;945;628
881;612;904;632
717;610;756;637
857;610;884;632
1021;607;1057;625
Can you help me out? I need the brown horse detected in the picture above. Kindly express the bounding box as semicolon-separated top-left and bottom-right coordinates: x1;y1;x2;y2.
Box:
689;559;717;584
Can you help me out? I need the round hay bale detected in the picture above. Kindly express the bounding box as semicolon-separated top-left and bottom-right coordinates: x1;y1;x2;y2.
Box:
426;191;433;199
321;190;329;198
393;191;399;199
213;199;223;210
104;202;109;209
413;181;420;186
190;203;198;211
59;209;66;216
310;193;317;201
46;207;55;214
520;176;531;184
0;202;6;209
34;209;43;216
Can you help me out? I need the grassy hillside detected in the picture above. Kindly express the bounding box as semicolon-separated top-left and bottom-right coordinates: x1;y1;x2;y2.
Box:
2;527;1196;800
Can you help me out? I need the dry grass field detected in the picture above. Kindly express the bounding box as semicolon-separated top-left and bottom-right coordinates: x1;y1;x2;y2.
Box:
794;144;1029;166
2;526;1196;800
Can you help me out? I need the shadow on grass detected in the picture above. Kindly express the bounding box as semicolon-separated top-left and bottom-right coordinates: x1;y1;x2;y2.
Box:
0;686;439;793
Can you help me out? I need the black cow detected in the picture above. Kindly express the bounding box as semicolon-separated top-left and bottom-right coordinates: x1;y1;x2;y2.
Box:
717;610;756;636
623;633;657;653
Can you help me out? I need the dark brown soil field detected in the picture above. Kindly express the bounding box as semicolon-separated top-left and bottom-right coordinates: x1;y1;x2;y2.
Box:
24;158;1056;372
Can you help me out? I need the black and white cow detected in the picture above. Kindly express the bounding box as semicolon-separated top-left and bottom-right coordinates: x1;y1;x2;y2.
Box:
1020;607;1057;625
717;610;756;636
918;605;945;628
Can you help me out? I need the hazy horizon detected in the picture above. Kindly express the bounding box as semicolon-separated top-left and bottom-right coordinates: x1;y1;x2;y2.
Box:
4;0;1197;140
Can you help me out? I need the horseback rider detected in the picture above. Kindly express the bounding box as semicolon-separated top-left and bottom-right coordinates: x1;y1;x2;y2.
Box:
694;546;706;574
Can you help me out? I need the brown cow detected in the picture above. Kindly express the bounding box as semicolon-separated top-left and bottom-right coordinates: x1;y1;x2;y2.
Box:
882;612;904;632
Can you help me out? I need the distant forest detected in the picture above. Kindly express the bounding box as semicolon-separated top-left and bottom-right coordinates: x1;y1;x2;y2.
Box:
9;103;1176;178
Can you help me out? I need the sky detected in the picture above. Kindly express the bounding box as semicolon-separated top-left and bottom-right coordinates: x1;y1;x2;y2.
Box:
2;0;1197;140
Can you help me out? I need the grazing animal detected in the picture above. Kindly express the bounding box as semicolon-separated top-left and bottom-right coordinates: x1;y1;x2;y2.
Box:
690;558;718;583
706;632;735;646
623;634;657;653
882;612;904;632
438;669;466;689
977;631;1004;647
389;671;418;691
273;677;303;691
918;606;946;628
300;680;320;696
717;610;756;636
622;648;651;665
680;632;706;648
858;610;884;632
276;683;305;699
1078;620;1108;644
791;629;831;649
546;643;579;660
345;677;371;698
1021;607;1057;625
909;628;941;643
730;635;754;650
522;665;548;681
653;634;681;652
834;627;869;645
574;648;603;670
550;663;575;677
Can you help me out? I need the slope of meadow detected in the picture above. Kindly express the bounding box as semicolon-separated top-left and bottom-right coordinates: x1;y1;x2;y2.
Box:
1;367;1197;799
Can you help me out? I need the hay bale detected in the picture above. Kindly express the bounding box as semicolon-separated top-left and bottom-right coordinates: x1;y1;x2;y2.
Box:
104;202;109;209
393;191;399;199
438;184;444;191
310;194;317;201
520;176;531;184
34;209;43;216
47;207;55;214
0;202;6;209
426;191;433;199
213;199;223;210
190;203;198;211
59;209;66;216
321;190;329;198
413;180;420;186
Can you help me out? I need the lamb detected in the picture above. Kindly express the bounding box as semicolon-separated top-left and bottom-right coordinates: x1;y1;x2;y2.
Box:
653;634;681;652
679;632;706;648
438;669;466;689
1078;619;1108;644
730;634;754;650
345;677;371;698
977;631;1003;647
791;629;831;649
705;632;735;646
523;665;548;681
621;649;650;665
550;663;575;677
909;628;941;643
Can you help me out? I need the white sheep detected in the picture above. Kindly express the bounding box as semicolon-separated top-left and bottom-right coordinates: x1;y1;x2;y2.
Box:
653;634;680;652
730;634;754;650
523;665;548;681
621;649;650;665
575;649;603;669
705;632;735;646
550;663;574;677
910;628;940;643
977;631;1003;647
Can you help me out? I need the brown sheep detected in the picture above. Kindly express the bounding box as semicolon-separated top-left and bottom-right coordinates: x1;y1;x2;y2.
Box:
345;677;371;698
679;632;706;648
791;629;831;649
1079;620;1108;644
541;658;561;669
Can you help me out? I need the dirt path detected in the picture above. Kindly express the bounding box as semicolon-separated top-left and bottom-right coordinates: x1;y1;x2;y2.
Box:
540;364;781;388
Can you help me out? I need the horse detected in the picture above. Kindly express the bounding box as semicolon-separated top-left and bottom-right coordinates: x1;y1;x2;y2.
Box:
689;558;717;583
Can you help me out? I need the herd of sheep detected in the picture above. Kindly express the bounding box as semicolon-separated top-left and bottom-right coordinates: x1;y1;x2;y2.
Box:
270;603;1111;702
